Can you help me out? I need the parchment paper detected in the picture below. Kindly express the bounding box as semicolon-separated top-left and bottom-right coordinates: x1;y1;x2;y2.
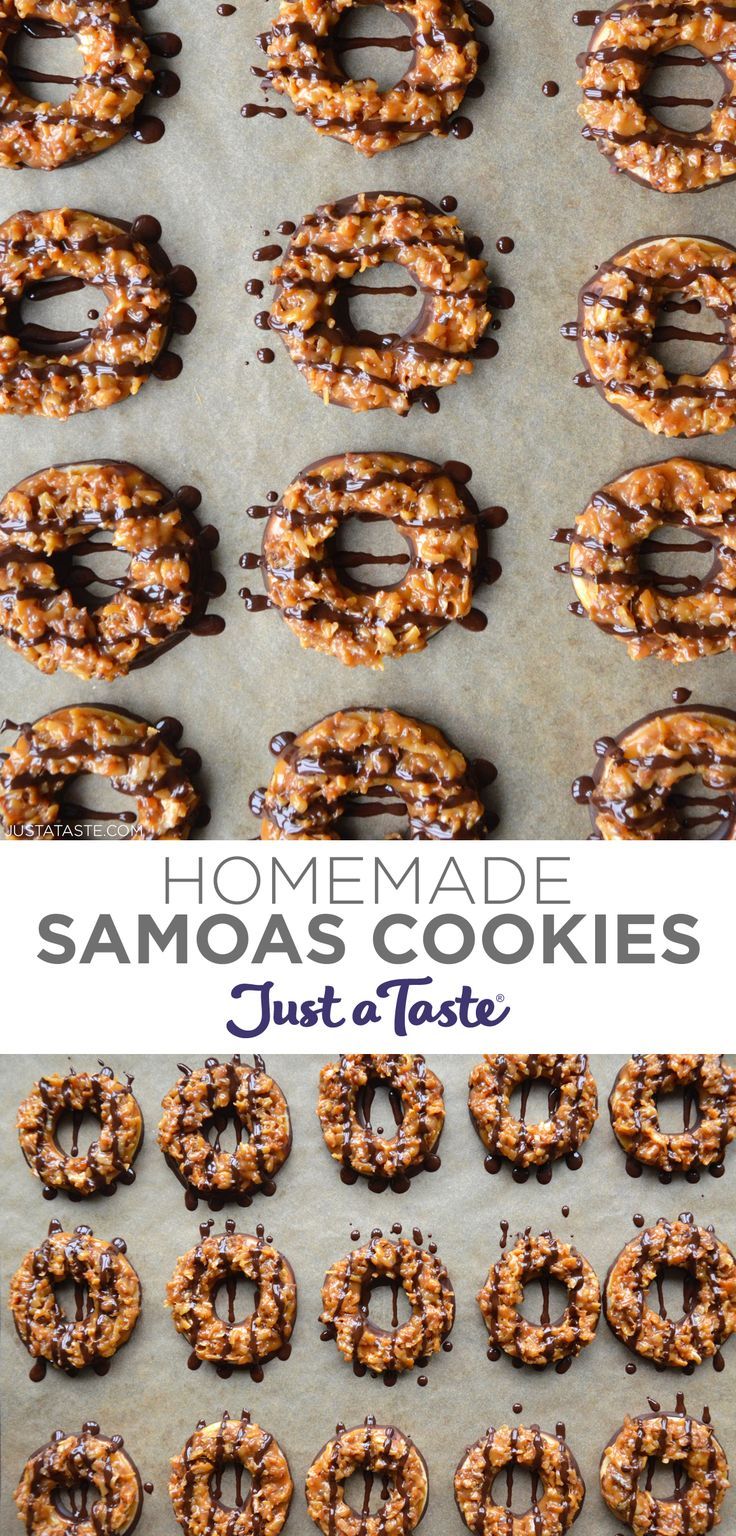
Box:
1;1054;735;1534
0;3;735;836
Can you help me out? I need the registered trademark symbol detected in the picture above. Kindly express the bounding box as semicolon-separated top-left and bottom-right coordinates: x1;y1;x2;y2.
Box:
496;994;504;1003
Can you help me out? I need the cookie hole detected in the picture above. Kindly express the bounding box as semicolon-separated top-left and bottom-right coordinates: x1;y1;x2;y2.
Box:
519;1274;570;1328
655;1083;702;1132
334;5;412;91
334;512;410;592
53;1276;90;1321
366;1276;413;1331
490;1466;540;1515
56;772;138;837
644;48;720;134
638;1457;689;1498
509;1078;561;1124
346;261;421;346
647;1264;698;1319
668;775;735;839
338;792;409;840
53;1481;97;1521
201;1107;249;1155
345;1467;395;1515
10;29;83;107
56;529;132;608
213;1273;257;1326
639;521;717;596
54;1106;102;1157
17;276;99;357
210;1461;252;1511
357;1080;404;1136
650;292;725;378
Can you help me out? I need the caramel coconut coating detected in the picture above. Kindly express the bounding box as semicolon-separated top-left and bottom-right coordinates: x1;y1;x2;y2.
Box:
454;1424;585;1536
609;1054;736;1173
306;1419;428;1536
577;236;736;437
317;1053;445;1181
563;459;736;662
0;707;201;838
578;0;736;193
604;1215;736;1368
269;192;490;414
14;1424;142;1536
581;706;736;839
261;452;482;667
17;1068;143;1193
167;1228;297;1367
10;1223;141;1373
256;707;488;839
321;1232;455;1374
0;462;209;681
170;1412;293;1536
158;1059;292;1200
468;1055;599;1170
0;208;172;418
261;0;479;155
0;1;153;170
600;1411;729;1535
478;1229;601;1367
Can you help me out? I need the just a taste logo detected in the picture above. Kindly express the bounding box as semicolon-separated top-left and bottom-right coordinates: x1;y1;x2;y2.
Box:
226;976;510;1039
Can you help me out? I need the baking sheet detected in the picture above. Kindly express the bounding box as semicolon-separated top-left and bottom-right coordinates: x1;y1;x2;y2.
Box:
1;1053;735;1534
0;2;736;838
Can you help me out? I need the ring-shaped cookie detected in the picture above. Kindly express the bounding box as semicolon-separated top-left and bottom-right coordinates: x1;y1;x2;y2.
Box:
600;1410;729;1536
578;0;736;193
170;1412;293;1536
17;1066;143;1194
478;1229;601;1368
604;1215;736;1367
0;0;153;170
14;1423;143;1536
10;1221;140;1374
560;459;736;661
258;452;485;668
317;1053;445;1187
574;706;736;840
0;706;202;839
0;462;215;681
454;1424;586;1536
158;1058;293;1205
254;707;489;839
269;192;490;414
577;236;736;437
260;0;479;155
321;1232;454;1374
609;1054;736;1174
0;208;175;418
166;1225;297;1369
306;1418;428;1536
468;1055;599;1173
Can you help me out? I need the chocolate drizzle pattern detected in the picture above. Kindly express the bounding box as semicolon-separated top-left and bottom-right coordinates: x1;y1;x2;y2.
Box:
268;192;491;415
478;1228;602;1369
242;452;502;666
0;461;224;682
573;705;736;840
167;1219;297;1375
169;1411;293;1536
604;1213;736;1368
468;1055;599;1180
321;1229;455;1378
454;1422;586;1536
16;1066;143;1194
158;1057;293;1208
14;1422;143;1536
256;0;481;154
306;1417;428;1536
609;1054;736;1178
10;1220;141;1377
600;1403;729;1534
317;1053;445;1187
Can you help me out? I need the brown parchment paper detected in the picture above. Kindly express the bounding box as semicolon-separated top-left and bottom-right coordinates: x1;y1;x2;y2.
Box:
0;4;735;837
1;1053;735;1535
